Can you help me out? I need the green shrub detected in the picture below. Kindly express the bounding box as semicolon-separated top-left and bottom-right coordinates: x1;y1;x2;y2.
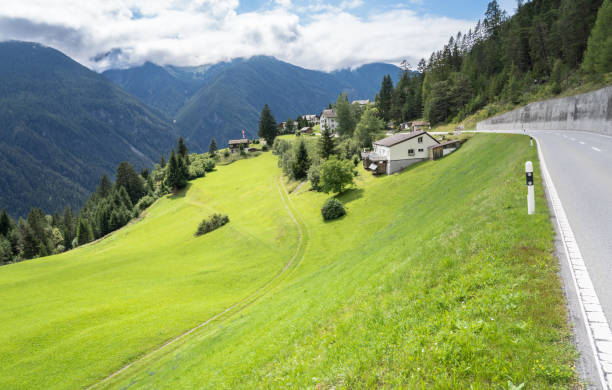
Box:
203;158;216;172
321;198;345;220
134;195;156;213
188;161;206;179
223;150;230;158
195;213;229;236
262;144;269;151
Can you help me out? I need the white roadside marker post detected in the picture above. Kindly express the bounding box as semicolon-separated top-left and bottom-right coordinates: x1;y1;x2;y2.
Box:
530;137;533;147
526;161;535;215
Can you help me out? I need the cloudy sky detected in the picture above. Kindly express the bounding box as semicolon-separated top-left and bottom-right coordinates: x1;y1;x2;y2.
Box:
0;0;516;72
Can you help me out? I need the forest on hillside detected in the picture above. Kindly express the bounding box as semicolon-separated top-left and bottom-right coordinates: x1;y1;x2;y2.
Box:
376;0;612;126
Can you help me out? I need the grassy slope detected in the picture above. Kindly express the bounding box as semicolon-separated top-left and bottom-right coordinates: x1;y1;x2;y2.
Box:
105;134;578;389
0;155;297;389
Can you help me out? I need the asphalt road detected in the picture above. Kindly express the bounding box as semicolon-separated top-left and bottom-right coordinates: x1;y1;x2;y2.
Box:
531;131;612;325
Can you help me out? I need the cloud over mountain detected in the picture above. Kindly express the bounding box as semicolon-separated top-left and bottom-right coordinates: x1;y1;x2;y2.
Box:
0;1;473;71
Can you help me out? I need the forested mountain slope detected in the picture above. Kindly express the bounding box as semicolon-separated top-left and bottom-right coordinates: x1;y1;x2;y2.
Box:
0;41;177;217
105;56;400;149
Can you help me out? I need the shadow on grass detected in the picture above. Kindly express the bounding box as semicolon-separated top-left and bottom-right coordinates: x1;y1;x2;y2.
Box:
168;183;191;200
335;188;364;204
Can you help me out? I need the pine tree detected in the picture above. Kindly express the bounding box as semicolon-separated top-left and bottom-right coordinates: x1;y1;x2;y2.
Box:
62;207;74;249
115;161;145;205
159;155;166;168
376;75;394;122
177;155;189;187
97;174;112;198
165;149;187;191
292;139;311;180
582;0;612;74
22;225;40;259
177;136;189;158
258;104;278;146
76;218;93;246
0;209;12;237
319;127;336;160
209;138;218;155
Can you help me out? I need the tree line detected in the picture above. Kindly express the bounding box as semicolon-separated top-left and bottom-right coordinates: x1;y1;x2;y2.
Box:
0;137;215;265
376;0;611;126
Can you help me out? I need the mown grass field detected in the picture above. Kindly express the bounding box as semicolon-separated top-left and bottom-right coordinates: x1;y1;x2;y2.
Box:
103;134;576;389
0;156;297;389
0;134;578;389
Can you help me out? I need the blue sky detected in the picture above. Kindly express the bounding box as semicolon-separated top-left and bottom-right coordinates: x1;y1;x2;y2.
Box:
0;0;516;71
237;0;517;21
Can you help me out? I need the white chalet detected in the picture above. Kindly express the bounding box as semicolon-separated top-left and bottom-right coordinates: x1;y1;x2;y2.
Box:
362;131;439;174
320;109;338;133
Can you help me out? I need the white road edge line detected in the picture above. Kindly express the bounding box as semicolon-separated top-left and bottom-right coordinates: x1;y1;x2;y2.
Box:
534;136;612;390
592;147;602;152
579;141;585;145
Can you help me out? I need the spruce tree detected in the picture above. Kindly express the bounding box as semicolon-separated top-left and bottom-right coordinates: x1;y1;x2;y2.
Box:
377;75;394;122
582;0;612;74
76;218;93;246
97;174;112;198
62;207;74;250
209;138;218;155
177;155;189;188
177;136;189;158
258;104;278;146
0;209;11;237
115;161;145;205
165;149;186;191
159;155;166;168
319;127;335;160
292;139;311;180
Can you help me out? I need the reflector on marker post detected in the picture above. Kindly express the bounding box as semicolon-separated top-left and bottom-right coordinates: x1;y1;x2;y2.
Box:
526;161;534;215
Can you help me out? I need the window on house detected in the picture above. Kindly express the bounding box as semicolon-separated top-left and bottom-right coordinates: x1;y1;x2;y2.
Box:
418;137;423;143
408;149;414;156
418;148;424;152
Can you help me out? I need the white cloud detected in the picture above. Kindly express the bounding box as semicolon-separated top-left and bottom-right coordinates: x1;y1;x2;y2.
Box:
0;1;474;72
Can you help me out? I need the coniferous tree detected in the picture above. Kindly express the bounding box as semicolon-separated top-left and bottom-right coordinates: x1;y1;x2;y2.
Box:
177;136;190;165
319;127;335;160
177;155;189;187
292;139;311;180
258;104;278;145
22;225;39;259
115;161;145;205
209;138;218;155
97;175;112;198
165;149;187;191
376;75;394;122
582;0;612;75
76;218;93;246
62;207;74;250
159;155;166;168
177;136;189;158
0;209;11;237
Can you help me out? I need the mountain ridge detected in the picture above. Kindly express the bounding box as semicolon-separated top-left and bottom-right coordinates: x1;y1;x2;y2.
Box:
0;41;178;217
104;56;401;149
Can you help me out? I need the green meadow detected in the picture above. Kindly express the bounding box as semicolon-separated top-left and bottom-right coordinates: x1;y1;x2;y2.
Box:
0;134;578;389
